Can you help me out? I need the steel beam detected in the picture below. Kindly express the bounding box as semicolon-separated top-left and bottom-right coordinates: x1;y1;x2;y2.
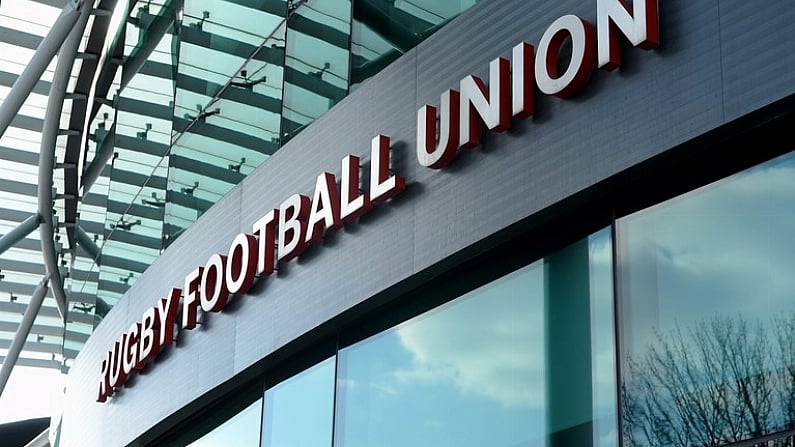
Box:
39;0;93;320
0;0;85;138
0;215;40;256
80;122;115;196
0;275;50;399
75;225;101;266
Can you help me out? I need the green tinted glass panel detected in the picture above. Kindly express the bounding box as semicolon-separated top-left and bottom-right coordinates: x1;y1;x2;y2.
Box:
350;0;479;87
99;1;177;304
166;0;287;246
280;0;351;143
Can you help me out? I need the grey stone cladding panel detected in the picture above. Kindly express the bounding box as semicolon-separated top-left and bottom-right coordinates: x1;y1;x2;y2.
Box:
719;0;795;121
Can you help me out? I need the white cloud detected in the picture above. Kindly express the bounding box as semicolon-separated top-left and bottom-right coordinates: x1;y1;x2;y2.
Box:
598;427;617;447
619;159;795;354
338;378;358;390
370;382;398;396
392;264;547;408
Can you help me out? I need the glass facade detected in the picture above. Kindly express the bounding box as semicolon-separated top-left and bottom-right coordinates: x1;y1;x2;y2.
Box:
280;0;350;143
617;152;795;446
174;229;615;446
168;150;795;447
335;232;615;447
4;1;795;445
350;0;477;87
262;357;336;447
184;398;263;447
62;0;481;354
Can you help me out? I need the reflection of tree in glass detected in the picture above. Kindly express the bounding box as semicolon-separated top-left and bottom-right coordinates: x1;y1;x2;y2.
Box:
622;314;795;447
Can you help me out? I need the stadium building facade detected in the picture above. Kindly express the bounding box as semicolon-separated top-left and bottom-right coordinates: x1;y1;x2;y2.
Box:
33;0;795;445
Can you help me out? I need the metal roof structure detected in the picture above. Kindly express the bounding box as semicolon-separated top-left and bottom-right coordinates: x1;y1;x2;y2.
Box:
0;0;100;397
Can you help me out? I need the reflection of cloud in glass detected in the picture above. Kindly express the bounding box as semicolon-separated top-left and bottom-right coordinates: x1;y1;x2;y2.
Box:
620;157;795;353
599;428;617;447
619;153;795;447
263;358;334;447
590;230;619;447
589;232;612;266
393;263;545;408
592;348;616;407
589;231;617;411
369;382;398;396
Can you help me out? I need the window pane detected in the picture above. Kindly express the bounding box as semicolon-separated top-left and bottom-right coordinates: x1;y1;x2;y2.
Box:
166;0;287;246
589;230;618;447
186;398;262;447
350;0;479;87
262;356;336;447
617;151;795;446
335;229;616;447
280;0;351;143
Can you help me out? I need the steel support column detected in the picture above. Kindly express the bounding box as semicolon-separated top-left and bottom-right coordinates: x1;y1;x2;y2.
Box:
75;225;101;266
39;0;92;320
0;275;50;398
0;214;40;256
80;122;115;196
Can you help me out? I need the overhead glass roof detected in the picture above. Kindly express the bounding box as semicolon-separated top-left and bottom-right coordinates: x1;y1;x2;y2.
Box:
0;0;81;374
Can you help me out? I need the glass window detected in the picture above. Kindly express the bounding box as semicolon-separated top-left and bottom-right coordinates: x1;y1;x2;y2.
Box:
166;0;288;246
350;0;479;87
334;229;616;447
98;1;177;306
589;230;619;447
261;356;336;447
154;382;264;447
617;151;795;446
184;398;263;447
280;0;351;143
173;399;262;447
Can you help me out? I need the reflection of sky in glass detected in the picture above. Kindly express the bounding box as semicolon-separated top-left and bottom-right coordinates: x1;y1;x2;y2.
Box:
618;151;795;356
187;398;262;447
618;151;795;445
262;357;335;447
333;236;618;447
335;261;546;447
326;230;617;447
589;229;618;447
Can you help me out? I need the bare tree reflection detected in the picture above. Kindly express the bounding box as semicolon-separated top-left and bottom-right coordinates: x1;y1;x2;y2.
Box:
623;314;795;447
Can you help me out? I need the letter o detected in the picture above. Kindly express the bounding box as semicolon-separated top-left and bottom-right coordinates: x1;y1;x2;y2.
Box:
201;254;229;312
226;233;257;295
535;15;596;98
